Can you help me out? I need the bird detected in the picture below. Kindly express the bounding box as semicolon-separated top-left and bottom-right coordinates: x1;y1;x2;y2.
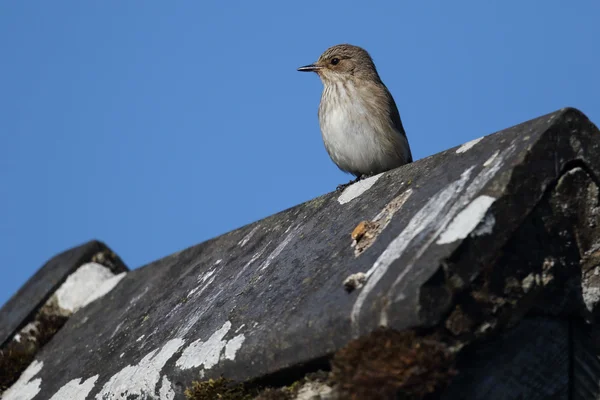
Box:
298;44;412;189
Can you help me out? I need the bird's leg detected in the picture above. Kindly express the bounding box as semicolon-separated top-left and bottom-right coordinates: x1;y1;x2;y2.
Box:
336;175;366;191
336;181;354;191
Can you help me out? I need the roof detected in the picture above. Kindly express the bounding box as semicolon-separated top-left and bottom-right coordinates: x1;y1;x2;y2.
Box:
2;107;600;399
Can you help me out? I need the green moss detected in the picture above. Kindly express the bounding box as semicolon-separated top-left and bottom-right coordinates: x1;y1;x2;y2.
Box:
0;338;37;392
0;302;69;394
254;371;331;400
304;195;328;210
184;377;257;400
254;388;293;400
184;371;332;400
183;329;453;400
331;328;456;399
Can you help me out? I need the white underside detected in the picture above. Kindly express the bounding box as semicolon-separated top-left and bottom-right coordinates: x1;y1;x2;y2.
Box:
319;82;409;176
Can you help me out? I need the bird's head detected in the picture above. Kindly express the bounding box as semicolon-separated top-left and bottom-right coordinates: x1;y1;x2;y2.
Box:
297;44;381;84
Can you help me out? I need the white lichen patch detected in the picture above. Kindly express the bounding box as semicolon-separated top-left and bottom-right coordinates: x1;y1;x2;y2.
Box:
472;212;496;237
173;277;225;337
2;360;43;400
456;137;484;154
82;272;127;309
200;269;216;284
234;245;269;281
129;286;149;307
483;150;500;167
55;263;127;313
95;338;184;400
238;226;260;247
259;226;300;271
159;375;175;400
188;268;217;298
437;195;496;244
343;272;367;292
583;284;600;312
49;375;99;400
224;334;245;360
295;381;334;400
570;136;582;154
111;321;125;340
176;321;245;376
337;173;383;205
17;322;39;339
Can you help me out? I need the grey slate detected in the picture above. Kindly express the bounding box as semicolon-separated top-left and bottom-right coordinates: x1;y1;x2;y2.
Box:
4;107;600;399
0;240;127;348
441;318;570;400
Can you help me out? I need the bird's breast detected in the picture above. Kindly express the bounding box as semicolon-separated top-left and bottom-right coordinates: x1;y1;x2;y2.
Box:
317;82;407;176
319;83;370;144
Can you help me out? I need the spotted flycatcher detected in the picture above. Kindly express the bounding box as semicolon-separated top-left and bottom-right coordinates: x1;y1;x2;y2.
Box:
298;44;412;186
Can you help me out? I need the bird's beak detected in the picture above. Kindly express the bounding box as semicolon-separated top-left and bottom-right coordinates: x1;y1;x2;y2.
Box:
297;64;322;72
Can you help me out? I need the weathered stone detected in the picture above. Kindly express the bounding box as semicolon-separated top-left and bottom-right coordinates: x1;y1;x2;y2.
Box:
0;240;127;348
572;320;600;400
442;318;569;400
3;108;600;399
0;241;127;395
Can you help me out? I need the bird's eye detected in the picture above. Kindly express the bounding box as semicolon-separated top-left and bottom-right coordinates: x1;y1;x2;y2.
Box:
331;58;340;65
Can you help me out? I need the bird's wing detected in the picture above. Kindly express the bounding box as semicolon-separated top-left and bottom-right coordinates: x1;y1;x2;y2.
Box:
387;92;413;163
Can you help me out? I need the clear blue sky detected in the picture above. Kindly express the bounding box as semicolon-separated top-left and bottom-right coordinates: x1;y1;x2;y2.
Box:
1;1;599;307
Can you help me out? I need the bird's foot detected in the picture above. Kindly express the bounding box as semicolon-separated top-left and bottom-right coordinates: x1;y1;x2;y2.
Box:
336;181;352;191
336;175;368;191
